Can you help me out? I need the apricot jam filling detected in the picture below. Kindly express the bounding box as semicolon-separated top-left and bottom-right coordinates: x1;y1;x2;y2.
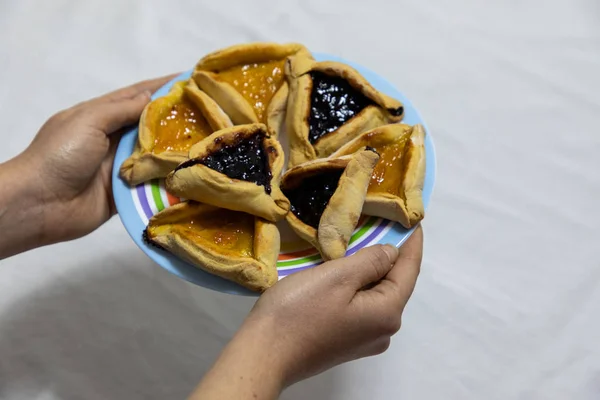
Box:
343;132;410;196
152;93;212;154
172;209;255;258
216;59;286;123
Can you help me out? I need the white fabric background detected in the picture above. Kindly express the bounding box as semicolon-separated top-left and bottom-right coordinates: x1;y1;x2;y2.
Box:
1;0;599;399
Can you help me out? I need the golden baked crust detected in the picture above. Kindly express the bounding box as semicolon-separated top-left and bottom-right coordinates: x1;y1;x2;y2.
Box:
165;123;290;222
145;201;279;292
281;149;380;260
193;42;312;135
331;124;426;228
120;80;232;186
285;55;404;168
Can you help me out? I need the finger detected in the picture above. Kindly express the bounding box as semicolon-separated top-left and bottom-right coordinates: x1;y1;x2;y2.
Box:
94;73;180;103
91;91;151;134
381;225;424;307
323;244;399;290
103;74;180;102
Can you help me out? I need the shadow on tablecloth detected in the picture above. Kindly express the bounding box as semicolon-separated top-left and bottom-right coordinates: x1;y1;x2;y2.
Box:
0;255;338;399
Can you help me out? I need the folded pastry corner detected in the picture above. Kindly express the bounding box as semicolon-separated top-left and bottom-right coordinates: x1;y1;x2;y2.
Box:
144;201;279;292
285;56;404;168
281;149;380;261
166;123;290;222
193;42;312;135
120;80;232;186
331;123;426;228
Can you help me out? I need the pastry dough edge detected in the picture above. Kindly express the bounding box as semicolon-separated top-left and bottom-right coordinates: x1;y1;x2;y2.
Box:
147;202;278;292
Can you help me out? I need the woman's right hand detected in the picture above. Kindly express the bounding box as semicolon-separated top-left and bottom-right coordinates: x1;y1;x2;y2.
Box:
251;225;424;385
189;226;423;400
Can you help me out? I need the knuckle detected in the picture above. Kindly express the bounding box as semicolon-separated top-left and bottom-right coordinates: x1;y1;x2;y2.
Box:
372;338;391;355
377;312;402;335
47;110;68;124
46;106;81;128
38;111;69;134
364;245;391;276
389;317;402;334
371;245;391;266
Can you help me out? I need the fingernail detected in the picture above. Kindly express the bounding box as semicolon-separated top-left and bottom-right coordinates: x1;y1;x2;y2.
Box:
382;245;399;263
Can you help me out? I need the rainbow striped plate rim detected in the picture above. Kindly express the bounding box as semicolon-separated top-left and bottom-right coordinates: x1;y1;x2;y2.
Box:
113;53;437;296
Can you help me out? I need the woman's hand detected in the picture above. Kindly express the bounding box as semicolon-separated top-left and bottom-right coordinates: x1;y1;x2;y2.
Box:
0;75;175;258
190;226;423;400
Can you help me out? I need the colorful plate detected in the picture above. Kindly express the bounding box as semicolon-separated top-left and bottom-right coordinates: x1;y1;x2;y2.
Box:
112;53;437;296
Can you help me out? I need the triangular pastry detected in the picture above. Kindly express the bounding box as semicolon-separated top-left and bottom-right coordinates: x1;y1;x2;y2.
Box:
193;42;312;134
120;80;232;186
281;149;380;260
285;55;404;168
166;123;289;222
144;201;279;292
331;124;426;228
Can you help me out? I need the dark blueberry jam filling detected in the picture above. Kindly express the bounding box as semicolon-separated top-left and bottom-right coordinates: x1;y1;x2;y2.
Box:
308;72;374;144
283;169;344;228
175;132;273;194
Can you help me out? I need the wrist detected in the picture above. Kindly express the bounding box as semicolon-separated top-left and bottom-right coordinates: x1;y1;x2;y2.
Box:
235;315;290;386
0;155;48;258
188;315;289;400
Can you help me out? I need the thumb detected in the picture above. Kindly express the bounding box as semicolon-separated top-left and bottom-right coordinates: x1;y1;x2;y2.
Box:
325;244;399;290
92;90;152;134
382;225;423;307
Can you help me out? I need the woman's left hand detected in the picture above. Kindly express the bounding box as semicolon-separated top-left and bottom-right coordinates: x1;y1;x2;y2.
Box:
0;74;175;258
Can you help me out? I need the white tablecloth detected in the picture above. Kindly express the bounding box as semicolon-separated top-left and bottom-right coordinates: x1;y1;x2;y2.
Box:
1;1;599;399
